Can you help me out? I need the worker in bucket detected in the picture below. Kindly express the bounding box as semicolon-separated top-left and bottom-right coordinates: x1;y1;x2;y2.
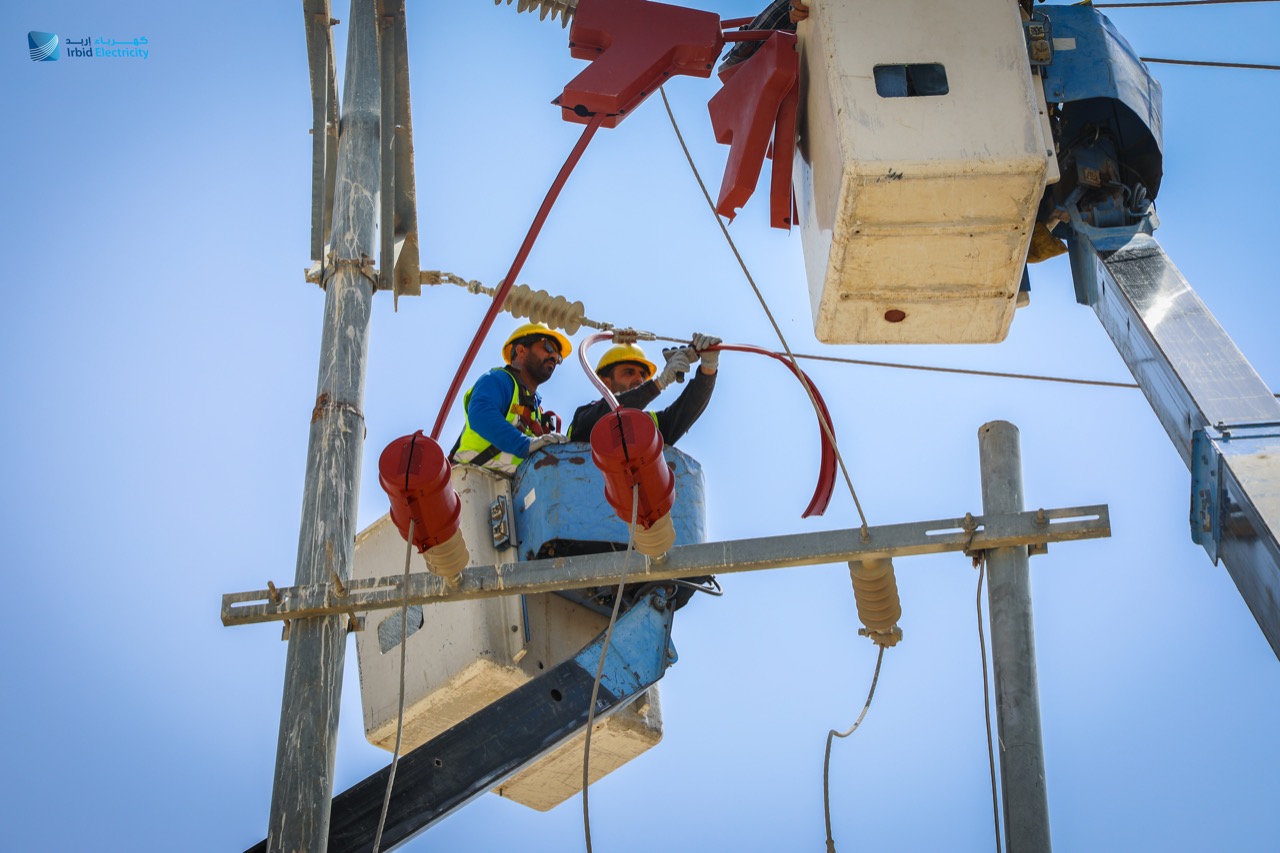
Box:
449;322;571;475
567;333;721;446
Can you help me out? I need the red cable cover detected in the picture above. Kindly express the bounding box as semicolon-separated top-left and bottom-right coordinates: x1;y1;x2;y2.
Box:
430;113;606;442
712;344;837;518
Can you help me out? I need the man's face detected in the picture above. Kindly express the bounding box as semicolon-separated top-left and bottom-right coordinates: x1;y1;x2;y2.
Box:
515;336;562;385
603;362;649;394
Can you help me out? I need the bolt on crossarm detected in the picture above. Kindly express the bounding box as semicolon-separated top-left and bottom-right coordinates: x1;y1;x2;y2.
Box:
266;0;380;849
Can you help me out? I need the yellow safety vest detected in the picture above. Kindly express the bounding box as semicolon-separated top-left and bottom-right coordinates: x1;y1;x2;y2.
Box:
451;367;553;475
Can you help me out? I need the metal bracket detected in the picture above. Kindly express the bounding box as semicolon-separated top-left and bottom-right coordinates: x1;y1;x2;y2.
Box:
490;495;513;550
1191;421;1280;563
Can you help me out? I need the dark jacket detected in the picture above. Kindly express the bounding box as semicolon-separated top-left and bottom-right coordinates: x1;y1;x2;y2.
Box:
567;369;716;446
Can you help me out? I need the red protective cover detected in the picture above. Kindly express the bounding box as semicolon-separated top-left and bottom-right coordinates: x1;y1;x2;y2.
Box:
558;0;724;128
706;31;798;226
589;408;676;529
378;431;462;551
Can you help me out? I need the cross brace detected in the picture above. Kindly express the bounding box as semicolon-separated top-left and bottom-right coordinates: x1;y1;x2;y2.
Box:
222;504;1109;627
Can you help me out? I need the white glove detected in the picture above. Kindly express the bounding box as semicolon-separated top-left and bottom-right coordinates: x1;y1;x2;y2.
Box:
528;432;569;454
691;332;721;371
656;348;693;388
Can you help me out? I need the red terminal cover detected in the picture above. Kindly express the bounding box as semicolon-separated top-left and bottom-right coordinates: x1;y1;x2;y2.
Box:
589;408;676;529
706;31;798;225
378;431;462;551
558;0;724;128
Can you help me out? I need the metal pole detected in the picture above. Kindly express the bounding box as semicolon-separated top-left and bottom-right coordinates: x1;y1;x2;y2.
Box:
978;421;1052;853
267;1;380;850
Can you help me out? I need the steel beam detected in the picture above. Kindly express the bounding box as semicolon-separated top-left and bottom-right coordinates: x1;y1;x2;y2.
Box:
222;505;1110;627
1075;225;1280;656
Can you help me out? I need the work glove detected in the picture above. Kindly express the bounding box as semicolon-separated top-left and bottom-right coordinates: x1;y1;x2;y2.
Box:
527;432;569;454
656;348;693;389
691;332;722;371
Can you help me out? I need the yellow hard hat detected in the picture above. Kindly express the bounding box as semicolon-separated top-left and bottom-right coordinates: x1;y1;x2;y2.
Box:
502;322;572;364
595;343;657;378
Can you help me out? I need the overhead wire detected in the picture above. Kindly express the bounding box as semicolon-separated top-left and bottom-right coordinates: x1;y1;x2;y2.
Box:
821;645;885;853
1093;0;1277;7
659;85;895;850
658;87;871;535
372;518;417;853
582;485;641;853
974;553;1003;853
1140;57;1280;70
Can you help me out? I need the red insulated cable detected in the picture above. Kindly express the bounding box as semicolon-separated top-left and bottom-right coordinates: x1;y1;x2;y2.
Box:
711;344;837;518
430;112;607;441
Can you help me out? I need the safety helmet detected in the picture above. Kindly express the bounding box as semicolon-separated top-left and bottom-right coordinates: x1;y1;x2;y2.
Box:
595;343;657;378
502;322;572;364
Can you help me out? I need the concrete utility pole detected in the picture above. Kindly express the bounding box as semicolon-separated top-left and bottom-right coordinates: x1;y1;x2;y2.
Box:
267;1;380;849
978;421;1052;853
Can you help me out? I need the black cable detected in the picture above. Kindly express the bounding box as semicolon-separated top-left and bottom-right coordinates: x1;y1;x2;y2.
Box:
822;646;886;853
1141;56;1280;70
974;554;1003;853
1094;0;1277;7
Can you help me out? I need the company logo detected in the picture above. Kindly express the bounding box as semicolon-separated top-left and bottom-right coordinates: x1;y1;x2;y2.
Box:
28;31;60;62
26;32;149;62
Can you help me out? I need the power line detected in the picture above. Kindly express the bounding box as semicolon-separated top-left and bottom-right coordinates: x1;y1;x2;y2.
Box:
1095;0;1277;7
1141;56;1280;70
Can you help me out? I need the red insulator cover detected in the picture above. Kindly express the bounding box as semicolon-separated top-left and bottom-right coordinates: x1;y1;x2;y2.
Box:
589;408;675;528
378;431;461;552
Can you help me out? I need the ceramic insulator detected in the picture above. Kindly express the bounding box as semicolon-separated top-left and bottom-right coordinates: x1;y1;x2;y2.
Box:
848;557;903;646
504;284;586;334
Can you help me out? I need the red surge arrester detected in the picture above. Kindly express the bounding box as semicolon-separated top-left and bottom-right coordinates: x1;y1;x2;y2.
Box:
589;408;675;529
558;0;724;128
378;431;462;552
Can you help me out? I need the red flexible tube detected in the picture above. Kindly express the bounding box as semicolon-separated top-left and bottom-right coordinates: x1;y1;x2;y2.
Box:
430;112;606;441
711;344;837;518
579;340;838;518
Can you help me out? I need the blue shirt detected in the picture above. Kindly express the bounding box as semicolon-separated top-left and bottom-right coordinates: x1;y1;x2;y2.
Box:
466;368;540;458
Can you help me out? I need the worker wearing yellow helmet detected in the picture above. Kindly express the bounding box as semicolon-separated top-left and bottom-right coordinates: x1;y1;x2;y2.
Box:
449;322;572;475
567;332;722;447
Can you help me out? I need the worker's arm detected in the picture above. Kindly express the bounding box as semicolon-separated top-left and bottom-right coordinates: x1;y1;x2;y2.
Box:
567;382;662;440
654;369;716;446
466;371;535;457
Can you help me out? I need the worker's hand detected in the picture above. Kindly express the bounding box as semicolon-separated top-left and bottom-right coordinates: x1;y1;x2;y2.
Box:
656;348;693;389
789;0;810;23
691;332;721;372
527;432;569;454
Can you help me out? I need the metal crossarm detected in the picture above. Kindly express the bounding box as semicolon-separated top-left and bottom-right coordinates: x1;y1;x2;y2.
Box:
223;504;1110;627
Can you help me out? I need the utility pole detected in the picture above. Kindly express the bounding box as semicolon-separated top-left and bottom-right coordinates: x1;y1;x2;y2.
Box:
979;420;1052;853
266;1;380;849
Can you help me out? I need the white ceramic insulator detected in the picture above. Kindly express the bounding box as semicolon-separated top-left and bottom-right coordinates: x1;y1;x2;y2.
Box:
504;284;586;335
632;513;676;558
848;558;903;645
424;529;470;581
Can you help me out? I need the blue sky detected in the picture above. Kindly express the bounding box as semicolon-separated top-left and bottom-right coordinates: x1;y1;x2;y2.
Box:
4;2;1279;851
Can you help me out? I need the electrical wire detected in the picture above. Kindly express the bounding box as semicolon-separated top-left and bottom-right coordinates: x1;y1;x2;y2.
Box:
582;485;640;853
372;518;416;853
430;112;605;442
1140;56;1280;70
1094;0;1277;7
428;273;1280;398
822;645;886;853
974;553;1003;853
659;87;871;536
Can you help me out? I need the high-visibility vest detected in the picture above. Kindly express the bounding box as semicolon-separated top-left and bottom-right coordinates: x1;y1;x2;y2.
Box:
451;366;554;475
